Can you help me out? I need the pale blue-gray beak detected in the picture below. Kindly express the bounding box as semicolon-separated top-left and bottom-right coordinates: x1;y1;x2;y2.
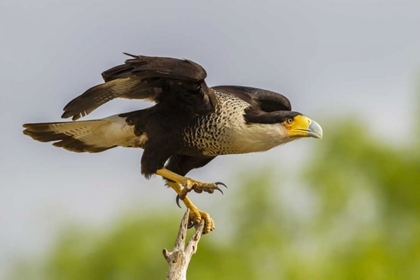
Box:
307;120;323;139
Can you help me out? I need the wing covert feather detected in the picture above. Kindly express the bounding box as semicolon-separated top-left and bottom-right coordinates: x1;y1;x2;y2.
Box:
62;54;208;120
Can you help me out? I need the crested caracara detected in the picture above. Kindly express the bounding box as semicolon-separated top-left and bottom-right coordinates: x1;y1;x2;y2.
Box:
23;53;323;233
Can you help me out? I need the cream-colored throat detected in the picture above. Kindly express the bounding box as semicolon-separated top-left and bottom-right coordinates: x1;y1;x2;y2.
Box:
232;123;293;154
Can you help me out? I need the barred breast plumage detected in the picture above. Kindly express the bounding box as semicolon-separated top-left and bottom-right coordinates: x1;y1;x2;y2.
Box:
183;91;250;156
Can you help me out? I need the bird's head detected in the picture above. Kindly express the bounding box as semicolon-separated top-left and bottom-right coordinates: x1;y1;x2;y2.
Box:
239;110;322;153
280;112;323;140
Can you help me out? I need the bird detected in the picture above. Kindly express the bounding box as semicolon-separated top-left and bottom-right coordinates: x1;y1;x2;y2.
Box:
23;53;323;233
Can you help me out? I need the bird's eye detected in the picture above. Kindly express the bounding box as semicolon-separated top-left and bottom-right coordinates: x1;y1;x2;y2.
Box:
286;118;293;124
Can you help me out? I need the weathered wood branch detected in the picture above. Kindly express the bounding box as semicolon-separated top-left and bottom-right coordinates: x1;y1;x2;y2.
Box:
163;209;205;280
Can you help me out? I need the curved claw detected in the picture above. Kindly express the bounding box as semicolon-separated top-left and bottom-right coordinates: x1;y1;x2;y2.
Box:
214;186;224;195
175;181;227;207
187;219;196;229
215;182;228;188
175;195;182;208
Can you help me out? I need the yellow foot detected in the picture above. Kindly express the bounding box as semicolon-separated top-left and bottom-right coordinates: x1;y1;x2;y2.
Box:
188;207;215;234
164;179;216;234
156;168;227;200
177;178;226;200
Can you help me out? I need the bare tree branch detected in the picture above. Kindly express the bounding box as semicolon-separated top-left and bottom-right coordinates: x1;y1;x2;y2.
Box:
163;209;205;280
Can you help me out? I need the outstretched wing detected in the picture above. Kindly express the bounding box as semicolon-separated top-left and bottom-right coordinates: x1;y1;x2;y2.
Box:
211;85;291;112
62;53;211;120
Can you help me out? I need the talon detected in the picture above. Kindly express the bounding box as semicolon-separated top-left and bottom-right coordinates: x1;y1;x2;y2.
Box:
164;179;216;234
187;220;196;229
188;208;215;234
184;180;227;197
178;189;188;201
175;195;182;208
215;186;223;195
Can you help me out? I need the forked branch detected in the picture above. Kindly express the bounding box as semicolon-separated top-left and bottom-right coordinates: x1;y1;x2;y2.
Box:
163;209;205;280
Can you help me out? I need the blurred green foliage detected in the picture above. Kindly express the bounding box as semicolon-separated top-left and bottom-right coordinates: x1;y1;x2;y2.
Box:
11;116;420;279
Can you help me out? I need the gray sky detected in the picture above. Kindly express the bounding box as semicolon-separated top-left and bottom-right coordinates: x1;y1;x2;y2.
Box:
1;0;420;275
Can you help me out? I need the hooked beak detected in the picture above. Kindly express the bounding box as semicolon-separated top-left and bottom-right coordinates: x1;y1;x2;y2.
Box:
307;120;323;139
287;115;323;139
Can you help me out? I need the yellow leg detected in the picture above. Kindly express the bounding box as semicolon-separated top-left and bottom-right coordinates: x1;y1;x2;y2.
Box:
166;181;215;233
157;168;217;234
156;168;226;199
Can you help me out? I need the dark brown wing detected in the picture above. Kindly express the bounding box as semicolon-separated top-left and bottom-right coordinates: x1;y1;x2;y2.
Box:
62;53;209;120
211;85;291;112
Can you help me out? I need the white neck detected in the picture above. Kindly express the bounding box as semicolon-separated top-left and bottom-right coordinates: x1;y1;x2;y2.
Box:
233;123;294;154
